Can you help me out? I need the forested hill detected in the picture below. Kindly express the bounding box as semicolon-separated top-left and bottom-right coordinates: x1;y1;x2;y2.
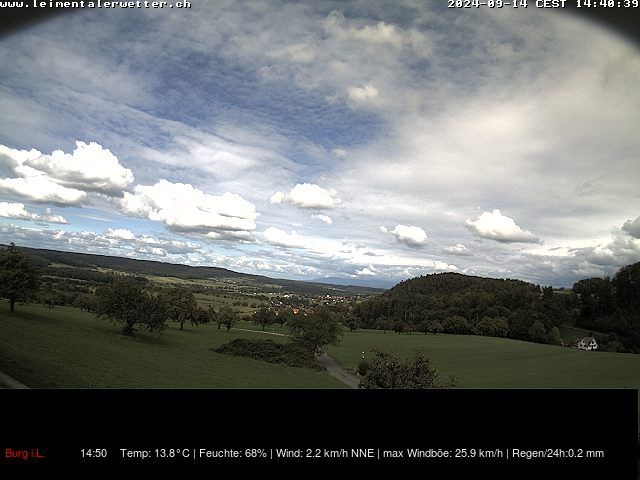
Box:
353;268;640;353
11;245;383;297
390;272;538;298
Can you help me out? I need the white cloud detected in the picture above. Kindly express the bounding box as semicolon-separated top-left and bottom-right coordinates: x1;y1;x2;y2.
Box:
106;228;136;240
262;227;306;248
445;243;472;256
275;183;340;210
38;208;69;224
312;213;332;224
0;202;68;224
323;11;427;52
391;224;428;247
622;216;640;239
465;209;540;243
568;232;640;268
119;179;258;240
434;261;458;271
24;141;134;195
379;226;388;234
0;176;87;206
347;84;379;106
0;142;134;200
269;191;285;204
0;202;36;221
356;265;377;276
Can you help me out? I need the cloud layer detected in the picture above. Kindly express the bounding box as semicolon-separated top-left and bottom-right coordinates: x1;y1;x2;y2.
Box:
0;3;638;286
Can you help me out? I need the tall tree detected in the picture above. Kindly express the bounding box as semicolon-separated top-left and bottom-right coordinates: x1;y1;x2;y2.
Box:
0;243;40;313
528;320;547;343
252;305;275;331
163;287;198;330
218;305;238;332
95;276;167;336
276;308;293;328
286;307;343;358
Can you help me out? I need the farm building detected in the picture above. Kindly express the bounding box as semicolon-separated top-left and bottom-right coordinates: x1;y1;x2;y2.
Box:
575;337;598;351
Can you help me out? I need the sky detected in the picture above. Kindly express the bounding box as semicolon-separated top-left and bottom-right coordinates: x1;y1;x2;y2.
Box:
0;1;639;288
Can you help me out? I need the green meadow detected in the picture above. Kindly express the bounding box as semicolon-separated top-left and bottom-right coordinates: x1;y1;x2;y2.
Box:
1;304;639;390
328;329;640;388
0;304;343;388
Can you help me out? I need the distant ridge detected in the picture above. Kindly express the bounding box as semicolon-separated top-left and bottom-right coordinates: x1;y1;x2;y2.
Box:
8;244;384;296
310;276;393;290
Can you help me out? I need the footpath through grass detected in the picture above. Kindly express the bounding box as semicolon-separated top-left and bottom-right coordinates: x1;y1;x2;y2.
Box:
0;304;345;388
328;329;640;389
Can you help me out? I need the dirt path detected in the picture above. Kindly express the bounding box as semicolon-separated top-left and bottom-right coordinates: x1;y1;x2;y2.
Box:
233;327;359;389
318;353;360;389
234;327;287;337
0;370;28;389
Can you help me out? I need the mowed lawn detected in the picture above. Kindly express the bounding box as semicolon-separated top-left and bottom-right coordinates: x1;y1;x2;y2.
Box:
328;329;640;389
0;304;345;388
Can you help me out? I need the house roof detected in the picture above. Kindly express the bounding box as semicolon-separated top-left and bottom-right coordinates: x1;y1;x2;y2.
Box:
579;337;596;344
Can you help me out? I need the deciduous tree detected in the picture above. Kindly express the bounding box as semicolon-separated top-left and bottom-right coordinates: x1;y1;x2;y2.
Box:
95;276;167;336
164;287;197;330
0;243;40;313
286;307;343;358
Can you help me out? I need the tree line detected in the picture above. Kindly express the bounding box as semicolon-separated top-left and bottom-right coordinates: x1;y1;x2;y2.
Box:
2;243;638;353
351;264;640;353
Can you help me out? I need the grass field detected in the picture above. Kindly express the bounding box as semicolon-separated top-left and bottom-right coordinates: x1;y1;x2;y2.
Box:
2;304;639;390
328;329;640;389
0;304;344;388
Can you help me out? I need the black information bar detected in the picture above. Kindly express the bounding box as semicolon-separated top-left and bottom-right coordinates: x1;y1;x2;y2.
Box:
0;389;637;476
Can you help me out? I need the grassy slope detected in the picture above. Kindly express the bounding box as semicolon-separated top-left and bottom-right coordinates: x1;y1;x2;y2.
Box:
328;329;640;389
0;304;344;388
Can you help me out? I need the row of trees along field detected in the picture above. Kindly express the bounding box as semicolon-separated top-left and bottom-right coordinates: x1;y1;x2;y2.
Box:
352;265;640;353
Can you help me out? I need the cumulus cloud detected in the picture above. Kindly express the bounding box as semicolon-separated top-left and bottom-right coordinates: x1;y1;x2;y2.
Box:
391;224;428;247
262;227;306;248
0;176;87;206
0;202;68;224
0;142;134;202
271;183;340;209
105;228;136;240
0;202;37;221
445;243;472;256
119;179;258;240
269;191;285;204
568;232;640;268
465;210;540;244
433;261;458;271
312;213;332;225
622;216;640;239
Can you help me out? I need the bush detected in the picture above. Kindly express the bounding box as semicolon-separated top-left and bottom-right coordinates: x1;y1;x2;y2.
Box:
359;349;455;389
215;339;320;369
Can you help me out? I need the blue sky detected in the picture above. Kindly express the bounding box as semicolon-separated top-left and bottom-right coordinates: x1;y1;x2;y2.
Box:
1;1;639;287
